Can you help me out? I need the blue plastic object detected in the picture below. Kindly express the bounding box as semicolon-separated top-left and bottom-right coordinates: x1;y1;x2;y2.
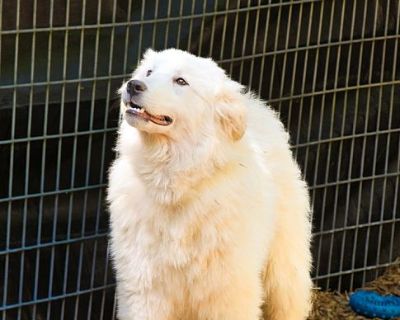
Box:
349;290;400;319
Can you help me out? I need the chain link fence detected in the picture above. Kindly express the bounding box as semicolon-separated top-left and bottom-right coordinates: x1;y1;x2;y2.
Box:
0;0;399;319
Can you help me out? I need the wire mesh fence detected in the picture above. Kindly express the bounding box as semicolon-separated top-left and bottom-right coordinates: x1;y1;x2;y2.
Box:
0;0;399;319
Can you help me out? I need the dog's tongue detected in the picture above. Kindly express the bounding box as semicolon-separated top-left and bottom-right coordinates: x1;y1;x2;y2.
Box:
130;107;170;126
145;111;169;125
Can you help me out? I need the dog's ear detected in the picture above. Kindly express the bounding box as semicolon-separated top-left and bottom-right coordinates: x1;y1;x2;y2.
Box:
215;80;247;141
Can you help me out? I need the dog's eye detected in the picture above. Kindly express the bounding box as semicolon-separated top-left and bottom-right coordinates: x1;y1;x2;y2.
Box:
146;70;152;77
175;77;188;86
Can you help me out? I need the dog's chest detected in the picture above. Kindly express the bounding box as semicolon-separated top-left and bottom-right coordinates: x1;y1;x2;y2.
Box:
110;197;239;286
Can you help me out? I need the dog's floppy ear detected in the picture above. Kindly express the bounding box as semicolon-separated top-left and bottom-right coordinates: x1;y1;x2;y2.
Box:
215;80;247;141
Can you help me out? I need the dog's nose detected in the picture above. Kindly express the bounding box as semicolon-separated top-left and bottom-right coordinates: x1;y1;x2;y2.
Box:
126;80;147;96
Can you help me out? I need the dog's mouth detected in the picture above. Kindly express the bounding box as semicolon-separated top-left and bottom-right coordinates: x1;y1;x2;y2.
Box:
125;102;173;126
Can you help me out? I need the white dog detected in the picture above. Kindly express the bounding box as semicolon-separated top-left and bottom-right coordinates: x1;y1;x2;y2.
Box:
107;48;312;320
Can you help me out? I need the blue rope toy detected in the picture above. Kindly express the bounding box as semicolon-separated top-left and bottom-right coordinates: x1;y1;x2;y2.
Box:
349;290;400;319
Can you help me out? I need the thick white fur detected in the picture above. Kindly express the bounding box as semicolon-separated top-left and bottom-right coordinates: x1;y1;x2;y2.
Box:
107;49;312;320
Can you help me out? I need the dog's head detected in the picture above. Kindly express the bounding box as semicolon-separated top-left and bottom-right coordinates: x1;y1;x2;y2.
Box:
119;48;246;141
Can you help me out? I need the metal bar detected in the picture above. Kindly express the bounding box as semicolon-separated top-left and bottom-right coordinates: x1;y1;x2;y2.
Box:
314;262;397;281
163;0;172;49
325;0;347;288
219;34;400;64
257;0;272;95
197;0;209;55
267;0;283;100
63;3;88;317
75;3;95;317
207;0;220;57
0;0;322;36
336;0;359;291
0;284;115;312
247;0;262;90
136;0;146;64
287;0;305;152
315;0;337;281
311;0;328;278
2;39;400;89
17;0;35;315
122;0;134;73
294;0;315;158
290;0;321;193
97;0;121;315
0;232;108;256
293;127;400;149
387;2;400;265
276;0;295;115
313;217;400;237
42;2;70;320
360;0;381;286
389;141;400;262
97;2;125;318
32;0;54;319
186;0;196;51
238;0;252;83
86;0;117;319
349;0;378;289
0;184;107;205
1;165;399;206
217;0;229;60
373;0;396;279
228;0;241;76
309;172;400;191
151;0;159;48
84;1;105;318
4;0;20;318
0;128;117;146
175;0;185;50
111;291;117;319
99;240;112;320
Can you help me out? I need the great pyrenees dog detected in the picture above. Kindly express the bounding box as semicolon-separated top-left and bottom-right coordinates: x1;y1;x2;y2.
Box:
107;48;312;320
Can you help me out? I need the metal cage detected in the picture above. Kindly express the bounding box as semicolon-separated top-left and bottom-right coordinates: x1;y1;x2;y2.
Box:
0;0;399;319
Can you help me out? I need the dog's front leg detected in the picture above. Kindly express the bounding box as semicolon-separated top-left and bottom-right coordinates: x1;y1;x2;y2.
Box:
195;272;263;320
116;287;176;320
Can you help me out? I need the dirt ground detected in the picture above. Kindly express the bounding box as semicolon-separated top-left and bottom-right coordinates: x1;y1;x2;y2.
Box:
309;259;400;319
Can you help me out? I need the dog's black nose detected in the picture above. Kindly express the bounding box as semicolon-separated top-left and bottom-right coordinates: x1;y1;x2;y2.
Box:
126;80;147;96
